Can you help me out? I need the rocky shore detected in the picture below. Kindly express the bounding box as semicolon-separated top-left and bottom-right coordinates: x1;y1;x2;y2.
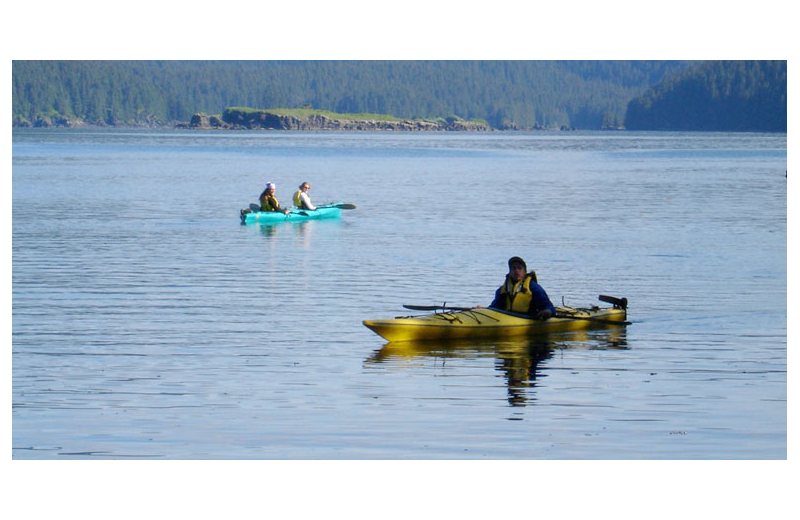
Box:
177;111;492;132
13;110;493;131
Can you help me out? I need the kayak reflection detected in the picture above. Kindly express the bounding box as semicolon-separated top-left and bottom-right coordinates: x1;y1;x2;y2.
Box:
255;218;342;246
366;328;627;407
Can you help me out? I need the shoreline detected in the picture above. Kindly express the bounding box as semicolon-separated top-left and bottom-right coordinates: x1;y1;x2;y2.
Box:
12;109;576;132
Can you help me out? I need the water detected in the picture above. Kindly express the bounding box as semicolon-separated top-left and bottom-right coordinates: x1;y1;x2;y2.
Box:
11;129;787;459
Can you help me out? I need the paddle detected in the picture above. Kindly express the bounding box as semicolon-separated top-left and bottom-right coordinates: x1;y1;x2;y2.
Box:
319;202;356;210
285;203;354;215
403;304;473;311
403;304;630;325
248;202;355;213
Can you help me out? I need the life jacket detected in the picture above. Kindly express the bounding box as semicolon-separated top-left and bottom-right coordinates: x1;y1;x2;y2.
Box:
498;271;539;314
261;194;280;212
293;190;304;208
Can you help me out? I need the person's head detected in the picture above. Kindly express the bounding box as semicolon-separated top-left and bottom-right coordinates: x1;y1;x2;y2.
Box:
507;256;527;283
266;182;276;193
299;182;311;192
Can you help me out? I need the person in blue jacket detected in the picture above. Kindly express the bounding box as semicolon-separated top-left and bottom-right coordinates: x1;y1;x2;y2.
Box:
489;256;556;320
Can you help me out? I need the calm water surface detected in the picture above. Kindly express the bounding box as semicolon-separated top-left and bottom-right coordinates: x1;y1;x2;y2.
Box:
12;129;787;459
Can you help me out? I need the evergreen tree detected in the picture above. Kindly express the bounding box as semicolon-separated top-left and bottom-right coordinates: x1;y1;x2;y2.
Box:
625;60;786;131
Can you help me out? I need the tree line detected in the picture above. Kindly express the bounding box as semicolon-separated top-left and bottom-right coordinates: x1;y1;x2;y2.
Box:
11;60;786;131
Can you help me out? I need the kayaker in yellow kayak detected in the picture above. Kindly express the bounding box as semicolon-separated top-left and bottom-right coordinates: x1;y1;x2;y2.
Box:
292;182;317;210
489;256;556;320
259;182;291;214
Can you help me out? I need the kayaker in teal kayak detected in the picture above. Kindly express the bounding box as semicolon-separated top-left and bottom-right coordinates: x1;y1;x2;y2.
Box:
292;182;317;210
489;256;556;320
259;182;290;214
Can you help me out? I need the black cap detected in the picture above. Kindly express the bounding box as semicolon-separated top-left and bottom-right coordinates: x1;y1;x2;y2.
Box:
508;256;526;270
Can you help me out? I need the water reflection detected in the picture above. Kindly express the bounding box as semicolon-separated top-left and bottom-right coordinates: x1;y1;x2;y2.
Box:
366;329;628;407
251;220;336;250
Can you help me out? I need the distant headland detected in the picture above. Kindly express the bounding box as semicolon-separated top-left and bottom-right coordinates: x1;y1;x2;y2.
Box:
176;107;494;132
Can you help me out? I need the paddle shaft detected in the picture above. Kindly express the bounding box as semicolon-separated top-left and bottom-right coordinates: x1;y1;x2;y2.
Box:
403;304;473;311
293;203;355;215
247;202;354;213
403;305;629;325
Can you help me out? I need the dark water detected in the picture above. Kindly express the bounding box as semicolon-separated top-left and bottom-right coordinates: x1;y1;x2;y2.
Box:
12;129;786;459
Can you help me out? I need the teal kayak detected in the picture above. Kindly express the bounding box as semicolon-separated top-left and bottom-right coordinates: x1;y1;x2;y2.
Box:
240;204;343;224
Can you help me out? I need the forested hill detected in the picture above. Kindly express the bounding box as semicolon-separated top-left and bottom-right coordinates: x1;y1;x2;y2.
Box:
625;60;786;132
11;60;786;130
13;61;691;130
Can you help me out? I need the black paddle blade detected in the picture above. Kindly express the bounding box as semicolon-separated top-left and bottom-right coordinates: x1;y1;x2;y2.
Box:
249;203;261;212
599;295;627;309
335;203;356;210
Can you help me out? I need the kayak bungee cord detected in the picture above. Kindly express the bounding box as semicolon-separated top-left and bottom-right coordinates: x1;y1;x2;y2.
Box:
431;309;501;324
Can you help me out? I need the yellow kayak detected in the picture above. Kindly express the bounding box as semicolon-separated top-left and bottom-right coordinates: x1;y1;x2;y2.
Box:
363;299;628;343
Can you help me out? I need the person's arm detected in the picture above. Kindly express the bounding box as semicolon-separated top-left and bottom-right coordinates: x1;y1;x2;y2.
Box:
529;284;556;319
300;192;316;210
488;287;503;309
